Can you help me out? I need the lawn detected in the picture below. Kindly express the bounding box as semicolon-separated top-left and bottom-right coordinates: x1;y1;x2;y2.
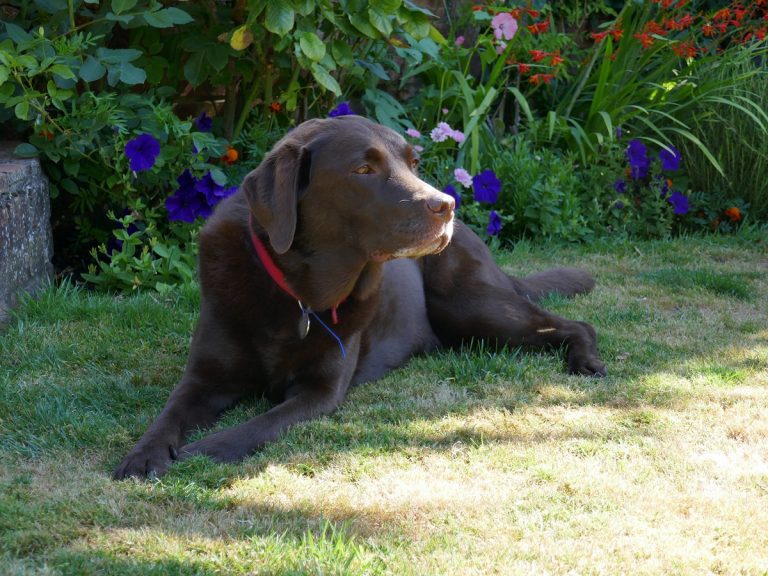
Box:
1;233;767;575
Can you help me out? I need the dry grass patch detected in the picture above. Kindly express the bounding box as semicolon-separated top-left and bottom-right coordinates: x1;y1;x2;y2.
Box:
2;234;768;575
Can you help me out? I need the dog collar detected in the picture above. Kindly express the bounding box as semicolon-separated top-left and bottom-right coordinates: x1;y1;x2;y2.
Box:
248;214;345;357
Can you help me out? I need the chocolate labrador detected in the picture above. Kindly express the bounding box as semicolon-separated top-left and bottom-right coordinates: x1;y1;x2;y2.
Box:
114;116;605;479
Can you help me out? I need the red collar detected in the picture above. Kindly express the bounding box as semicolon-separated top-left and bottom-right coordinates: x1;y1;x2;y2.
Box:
249;214;339;324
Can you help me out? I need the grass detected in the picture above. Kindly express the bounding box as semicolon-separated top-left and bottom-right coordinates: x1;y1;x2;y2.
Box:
1;232;768;575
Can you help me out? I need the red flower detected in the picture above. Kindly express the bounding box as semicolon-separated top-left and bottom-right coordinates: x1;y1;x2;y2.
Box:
590;31;609;42
529;73;555;85
634;32;655;49
518;63;531;74
527;20;550;34
678;14;693;29
550;52;564;65
702;23;715;36
713;8;730;22
529;49;548;62
643;21;667;36
715;21;729;33
609;28;624;41
672;41;697;58
526;9;540;18
270;101;282;113
757;27;767;41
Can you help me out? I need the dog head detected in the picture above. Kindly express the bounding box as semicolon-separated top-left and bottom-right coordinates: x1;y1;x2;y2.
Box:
242;116;454;260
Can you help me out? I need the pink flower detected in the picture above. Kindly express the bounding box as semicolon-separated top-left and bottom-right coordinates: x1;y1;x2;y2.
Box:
406;128;421;139
454;168;472;188
496;41;507;55
442;108;449;114
430;122;454;142
414;145;424;152
450;129;465;144
491;12;518;41
455;35;465;46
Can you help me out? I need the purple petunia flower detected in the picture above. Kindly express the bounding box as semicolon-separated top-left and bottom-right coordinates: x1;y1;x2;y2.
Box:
667;191;689;215
454;168;473;188
166;191;208;223
626;139;650;180
166;170;203;222
614;179;626;194
659;146;682;171
329;102;354;117
473;169;501;203
444;184;461;211
613;201;625;210
615;125;623;139
125;133;160;172
195;172;223;206
194;111;213;132
487;210;502;236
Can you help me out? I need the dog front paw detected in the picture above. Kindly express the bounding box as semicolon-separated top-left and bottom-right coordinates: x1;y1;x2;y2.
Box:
567;353;607;377
113;443;178;480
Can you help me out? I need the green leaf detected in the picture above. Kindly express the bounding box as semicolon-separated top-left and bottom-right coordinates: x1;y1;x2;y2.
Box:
349;13;378;38
96;48;142;64
79;56;106;82
299;31;325;61
331;40;354;67
371;0;401;10
183;51;207;86
106;60;146;86
265;3;295;36
144;7;194;28
0;66;8;85
105;12;135;24
290;0;315;16
50;64;76;80
14;100;29;120
111;0;138;14
210;168;228;186
310;63;341;95
367;7;393;37
14;143;38;158
508;87;534;124
205;44;231;71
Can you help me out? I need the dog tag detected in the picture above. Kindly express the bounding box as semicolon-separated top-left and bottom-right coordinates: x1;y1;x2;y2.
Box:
298;302;311;339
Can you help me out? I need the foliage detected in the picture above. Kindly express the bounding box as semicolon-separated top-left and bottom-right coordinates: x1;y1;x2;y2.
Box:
1;0;768;292
0;0;437;290
680;60;768;221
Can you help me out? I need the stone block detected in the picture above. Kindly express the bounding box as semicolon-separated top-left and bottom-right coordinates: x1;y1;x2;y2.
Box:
0;143;54;324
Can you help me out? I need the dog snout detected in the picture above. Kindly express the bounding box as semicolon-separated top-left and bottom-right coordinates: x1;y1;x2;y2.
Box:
425;193;455;222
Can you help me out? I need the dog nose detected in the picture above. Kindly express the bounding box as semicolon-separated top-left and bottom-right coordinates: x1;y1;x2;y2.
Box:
426;195;455;221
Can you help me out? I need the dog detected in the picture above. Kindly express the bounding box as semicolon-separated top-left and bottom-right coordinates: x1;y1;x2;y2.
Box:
114;116;606;479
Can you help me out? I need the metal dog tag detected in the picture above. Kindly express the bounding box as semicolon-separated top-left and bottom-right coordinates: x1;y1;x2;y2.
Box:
298;302;311;339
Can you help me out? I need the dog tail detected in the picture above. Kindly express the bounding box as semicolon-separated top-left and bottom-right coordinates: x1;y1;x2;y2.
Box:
516;267;595;301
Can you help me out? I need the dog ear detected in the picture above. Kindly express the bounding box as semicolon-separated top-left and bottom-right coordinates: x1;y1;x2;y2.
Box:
242;143;310;254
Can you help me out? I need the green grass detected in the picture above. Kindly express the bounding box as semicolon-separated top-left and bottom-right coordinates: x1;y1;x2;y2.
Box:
2;233;768;575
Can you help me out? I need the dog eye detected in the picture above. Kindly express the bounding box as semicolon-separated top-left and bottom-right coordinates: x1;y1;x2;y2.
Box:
353;165;374;175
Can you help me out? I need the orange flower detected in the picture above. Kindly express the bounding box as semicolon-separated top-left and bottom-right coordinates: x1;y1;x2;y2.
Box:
550;52;564;65
527;20;550;34
529;49;548;62
724;207;742;222
529;73;555;86
38;129;54;141
590;31;609;42
634;32;655;48
518;63;531;74
269;101;282;113
221;145;238;165
609;28;624;41
672;41;697;58
713;8;731;22
702;23;716;36
644;21;667;36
